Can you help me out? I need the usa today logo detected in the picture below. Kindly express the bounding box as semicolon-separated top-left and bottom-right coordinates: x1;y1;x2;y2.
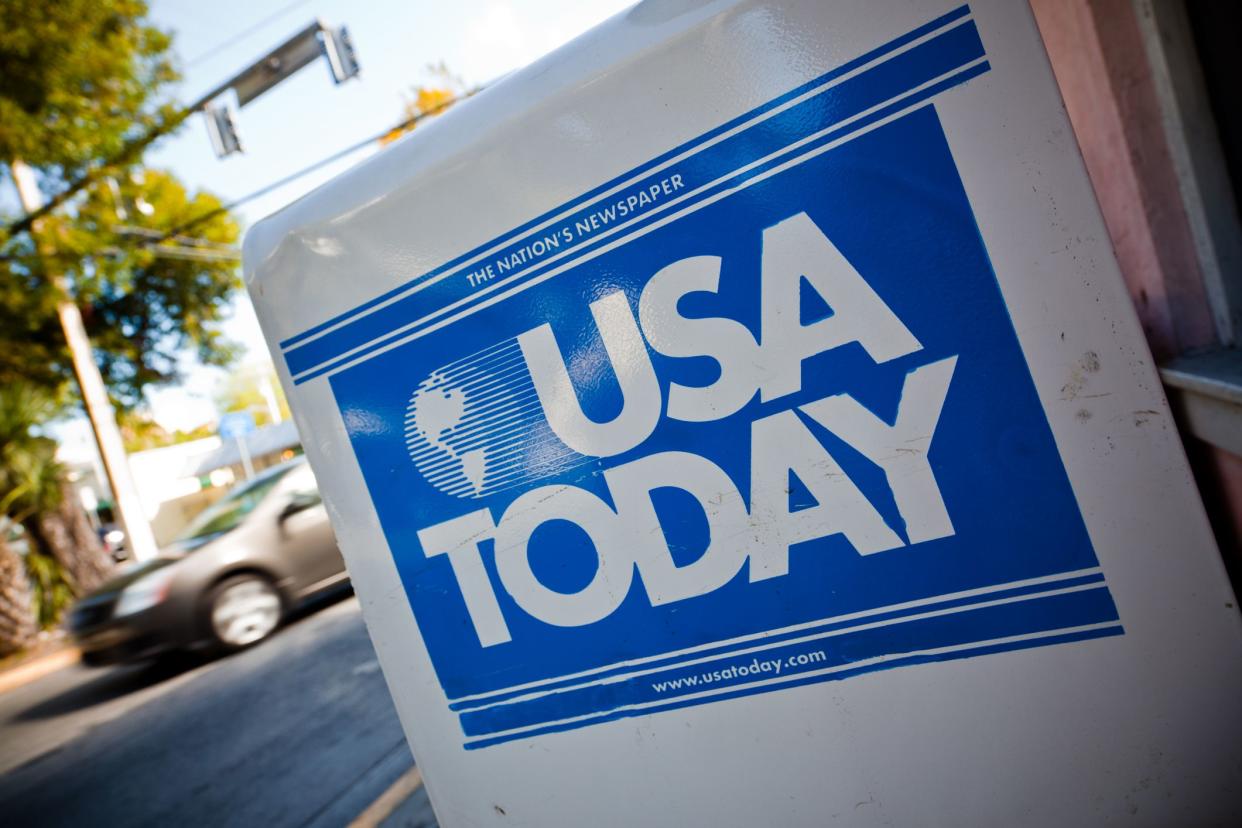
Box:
411;212;957;647
323;23;1119;748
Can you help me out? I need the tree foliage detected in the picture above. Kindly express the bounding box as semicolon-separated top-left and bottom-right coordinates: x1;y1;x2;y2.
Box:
0;526;38;655
119;411;214;453
2;169;242;408
0;383;104;620
1;0;242;410
0;0;245;642
215;363;291;427
380;62;466;145
0;0;177;181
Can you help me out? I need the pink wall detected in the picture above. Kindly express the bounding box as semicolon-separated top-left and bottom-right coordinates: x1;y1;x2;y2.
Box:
1031;0;1217;358
1031;0;1242;562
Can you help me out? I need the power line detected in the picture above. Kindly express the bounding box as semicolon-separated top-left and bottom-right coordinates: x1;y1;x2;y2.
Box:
157;87;483;242
114;225;237;250
2;107;200;240
3;84;479;254
14;89;481;261
103;244;240;263
0;227;240;263
3;16;338;243
183;0;314;68
2;84;471;263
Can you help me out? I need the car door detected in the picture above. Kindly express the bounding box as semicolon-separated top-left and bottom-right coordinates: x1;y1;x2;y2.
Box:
272;463;346;596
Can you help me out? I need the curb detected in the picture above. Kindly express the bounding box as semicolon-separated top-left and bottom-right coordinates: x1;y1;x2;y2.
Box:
0;647;80;696
349;766;424;828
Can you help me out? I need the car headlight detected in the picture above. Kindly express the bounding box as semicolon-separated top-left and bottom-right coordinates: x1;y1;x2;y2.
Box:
114;567;177;618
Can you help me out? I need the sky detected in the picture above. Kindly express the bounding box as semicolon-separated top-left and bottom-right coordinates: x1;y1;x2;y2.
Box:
55;0;634;461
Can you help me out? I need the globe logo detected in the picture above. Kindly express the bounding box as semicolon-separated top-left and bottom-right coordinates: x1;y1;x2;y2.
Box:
404;338;589;499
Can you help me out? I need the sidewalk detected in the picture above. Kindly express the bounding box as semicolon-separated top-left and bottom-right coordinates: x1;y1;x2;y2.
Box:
0;634;79;696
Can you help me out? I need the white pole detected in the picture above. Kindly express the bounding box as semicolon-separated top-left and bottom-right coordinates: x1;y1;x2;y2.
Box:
236;434;255;480
259;369;284;424
10;160;160;562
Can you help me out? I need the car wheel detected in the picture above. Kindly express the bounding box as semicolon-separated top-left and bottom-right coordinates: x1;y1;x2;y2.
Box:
207;574;283;652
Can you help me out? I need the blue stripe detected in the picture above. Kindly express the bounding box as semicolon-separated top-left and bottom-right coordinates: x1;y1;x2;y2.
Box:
448;572;1105;712
462;625;1124;749
292;59;990;385
277;4;972;352
457;586;1119;738
287;26;989;382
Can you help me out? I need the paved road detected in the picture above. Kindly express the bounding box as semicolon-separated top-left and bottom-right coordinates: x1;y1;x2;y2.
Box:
0;593;434;827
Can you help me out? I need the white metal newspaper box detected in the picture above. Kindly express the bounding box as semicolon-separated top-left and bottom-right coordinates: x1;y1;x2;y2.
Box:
245;1;1242;824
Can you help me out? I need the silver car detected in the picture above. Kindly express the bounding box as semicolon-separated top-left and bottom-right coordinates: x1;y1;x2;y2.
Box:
69;457;347;665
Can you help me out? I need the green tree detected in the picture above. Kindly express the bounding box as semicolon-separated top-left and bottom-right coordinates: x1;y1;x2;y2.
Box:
0;384;106;633
215;363;291;427
0;168;242;406
0;524;37;657
119;410;215;453
2;0;239;407
0;0;176;187
0;0;245;643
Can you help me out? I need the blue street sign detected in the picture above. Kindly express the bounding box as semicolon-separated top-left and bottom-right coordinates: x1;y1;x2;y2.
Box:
218;410;256;440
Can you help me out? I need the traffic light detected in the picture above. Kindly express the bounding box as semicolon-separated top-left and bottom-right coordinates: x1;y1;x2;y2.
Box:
321;25;361;84
196;20;359;159
204;101;244;158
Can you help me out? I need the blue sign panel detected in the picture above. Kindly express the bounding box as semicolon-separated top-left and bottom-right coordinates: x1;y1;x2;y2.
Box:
218;410;256;440
285;6;1122;750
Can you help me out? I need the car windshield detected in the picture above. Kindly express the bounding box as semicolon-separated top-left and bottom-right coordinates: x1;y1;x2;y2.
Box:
175;465;295;542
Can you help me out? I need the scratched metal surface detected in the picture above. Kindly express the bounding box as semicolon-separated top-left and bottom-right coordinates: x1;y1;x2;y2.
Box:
244;1;1242;824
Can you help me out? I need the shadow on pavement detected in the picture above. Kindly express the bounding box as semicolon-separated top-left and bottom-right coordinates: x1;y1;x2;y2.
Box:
286;583;355;624
13;584;357;723
13;652;205;722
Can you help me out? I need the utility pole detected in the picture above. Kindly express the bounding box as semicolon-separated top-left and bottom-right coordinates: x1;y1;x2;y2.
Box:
10;161;161;562
2;20;360;563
